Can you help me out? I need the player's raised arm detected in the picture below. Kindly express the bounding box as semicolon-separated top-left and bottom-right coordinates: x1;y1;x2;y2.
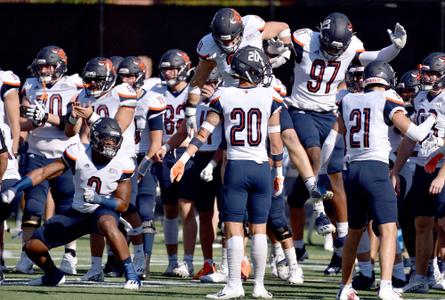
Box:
1;71;21;155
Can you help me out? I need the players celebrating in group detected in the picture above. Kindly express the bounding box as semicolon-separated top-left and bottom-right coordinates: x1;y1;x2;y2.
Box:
3;5;445;300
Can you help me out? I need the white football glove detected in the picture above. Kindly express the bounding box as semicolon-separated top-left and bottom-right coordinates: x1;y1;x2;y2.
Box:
1;187;16;204
422;135;444;153
83;187;102;204
387;23;407;49
200;160;217;182
25;102;46;123
185;106;197;138
269;49;291;69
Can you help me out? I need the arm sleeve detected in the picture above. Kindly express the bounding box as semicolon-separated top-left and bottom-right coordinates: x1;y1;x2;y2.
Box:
358;44;400;66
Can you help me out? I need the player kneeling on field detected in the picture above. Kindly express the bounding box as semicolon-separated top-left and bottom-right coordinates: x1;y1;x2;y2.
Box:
1;118;141;289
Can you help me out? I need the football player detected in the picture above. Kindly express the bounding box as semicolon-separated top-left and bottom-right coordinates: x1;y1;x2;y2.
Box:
18;45;82;275
65;57;142;280
119;56;166;278
392;52;445;293
172;46;282;299
2;118;140;289
287;12;407;276
323;61;434;300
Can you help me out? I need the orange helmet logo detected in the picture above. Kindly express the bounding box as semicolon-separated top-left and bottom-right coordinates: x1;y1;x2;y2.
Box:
231;9;242;24
52;47;67;64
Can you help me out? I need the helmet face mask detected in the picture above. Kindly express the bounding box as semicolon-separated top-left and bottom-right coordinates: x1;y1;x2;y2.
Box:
159;49;191;87
419;52;445;91
34;46;68;85
345;66;364;93
90;118;123;159
396;70;420;104
211;8;244;54
83;57;116;98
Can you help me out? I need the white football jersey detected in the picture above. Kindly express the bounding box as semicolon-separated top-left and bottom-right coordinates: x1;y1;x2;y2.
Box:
287;28;365;112
77;83;137;157
197;15;265;87
135;81;167;154
62;142;135;213
210;86;282;162
340;89;405;163
412;90;445;167
22;75;82;158
150;84;187;143
0;70;20;145
196;99;223;152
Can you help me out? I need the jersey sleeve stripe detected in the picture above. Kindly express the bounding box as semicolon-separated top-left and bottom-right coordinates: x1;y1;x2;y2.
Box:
123;169;134;174
198;53;210;60
148;105;166;111
3;81;20;87
64;151;77;161
355;49;365;53
118;93;137;99
272;96;283;103
386;97;404;105
292;35;305;47
210;96;221;105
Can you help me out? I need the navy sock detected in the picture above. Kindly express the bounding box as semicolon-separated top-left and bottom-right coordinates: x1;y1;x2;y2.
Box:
121;257;139;281
143;233;155;256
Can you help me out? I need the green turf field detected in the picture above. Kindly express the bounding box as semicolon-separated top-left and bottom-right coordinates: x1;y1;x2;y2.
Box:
1;221;444;299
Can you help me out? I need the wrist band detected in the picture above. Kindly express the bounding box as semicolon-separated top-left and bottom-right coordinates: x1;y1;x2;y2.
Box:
87;112;100;125
271;152;283;161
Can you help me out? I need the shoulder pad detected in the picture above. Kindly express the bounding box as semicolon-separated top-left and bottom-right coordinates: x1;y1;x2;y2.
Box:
142;77;162;91
242;15;266;32
0;70;20;87
21;77;38;95
113;83;137;98
196;34;219;61
292;28;313;47
64;141;83;160
67;73;84;89
350;35;365;53
384;89;404;105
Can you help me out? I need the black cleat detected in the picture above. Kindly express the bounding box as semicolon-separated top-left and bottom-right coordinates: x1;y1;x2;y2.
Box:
352;271;375;290
295;245;309;262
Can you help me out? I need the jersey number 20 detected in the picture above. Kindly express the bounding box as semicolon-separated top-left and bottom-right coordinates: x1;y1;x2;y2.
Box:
230;108;262;146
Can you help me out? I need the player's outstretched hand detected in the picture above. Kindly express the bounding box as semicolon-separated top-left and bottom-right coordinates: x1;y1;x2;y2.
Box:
170;161;185;183
1;187;15;204
387;23;407;49
273;175;284;197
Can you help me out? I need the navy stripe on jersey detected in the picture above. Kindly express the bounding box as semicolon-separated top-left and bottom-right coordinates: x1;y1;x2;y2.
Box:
209;96;223;115
383;99;404;126
0;84;19;101
271;98;283;114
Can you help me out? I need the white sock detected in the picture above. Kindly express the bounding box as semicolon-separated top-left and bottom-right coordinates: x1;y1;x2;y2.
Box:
284;247;298;267
357;260;373;278
336;222;348;239
380;279;392;290
227;236;244;289
91;256;102;271
221;247;228;269
272;242;285;260
163;217;178;245
313;201;325;217
293;240;304;249
393;262;405;280
251;234;267;286
133;243;144;258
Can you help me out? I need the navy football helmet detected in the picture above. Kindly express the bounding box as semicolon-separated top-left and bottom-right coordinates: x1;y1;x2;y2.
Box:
211;8;244;54
363;60;395;89
109;56;124;71
159;49;191;87
117;56;146;89
90;117;123;159
396;70;420;103
231;46;272;86
345;65;364;93
82;57;116;98
419;52;445;91
34;45;68;84
319;13;353;60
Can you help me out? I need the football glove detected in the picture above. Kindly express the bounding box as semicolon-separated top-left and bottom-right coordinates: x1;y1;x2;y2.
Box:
83;187;103;204
387;23;407;50
1;187;15;204
200;160;217;182
25;102;47;126
185;106;197;138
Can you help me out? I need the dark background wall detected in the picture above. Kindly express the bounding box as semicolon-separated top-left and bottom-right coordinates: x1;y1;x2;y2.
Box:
0;1;440;88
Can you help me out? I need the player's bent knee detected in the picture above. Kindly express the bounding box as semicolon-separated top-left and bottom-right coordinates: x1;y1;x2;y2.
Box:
271;226;293;242
22;215;41;229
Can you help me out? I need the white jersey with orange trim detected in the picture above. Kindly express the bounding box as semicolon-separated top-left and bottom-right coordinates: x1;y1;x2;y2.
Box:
196;99;223;152
340;89;405;164
209;86;282;162
22;75;82;159
411;90;445;167
288;28;365;112
197;15;265;87
77;83;137;157
150;84;188;143
62;141;135;213
0;123;19;180
0;70;20;149
135;81;167;154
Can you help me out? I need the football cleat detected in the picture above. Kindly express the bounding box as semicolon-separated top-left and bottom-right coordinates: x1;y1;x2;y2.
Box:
80;268;105;282
295;245;309;262
252;283;273;299
336;285;360;300
104;255;123;277
276;259;289;281
123;278;141;290
315;213;336;235
200;265;228;283
352;272;375;290
59;253;77;275
15;251;34;274
206;285;245;299
401;277;428;293
324;252;342;276
391;276;406;289
0;267;4;285
162;261;179;277
173;261;193;278
378;288;403;300
29;272;65;286
133;254;146;277
193;261;216;280
287;264;304;285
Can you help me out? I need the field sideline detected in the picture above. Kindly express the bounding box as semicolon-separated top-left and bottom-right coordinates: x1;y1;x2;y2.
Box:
1;221;444;299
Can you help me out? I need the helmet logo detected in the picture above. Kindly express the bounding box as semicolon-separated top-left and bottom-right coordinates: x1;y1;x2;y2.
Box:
321;19;331;30
231;9;242;24
177;51;191;64
439;56;445;63
247;51;263;64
